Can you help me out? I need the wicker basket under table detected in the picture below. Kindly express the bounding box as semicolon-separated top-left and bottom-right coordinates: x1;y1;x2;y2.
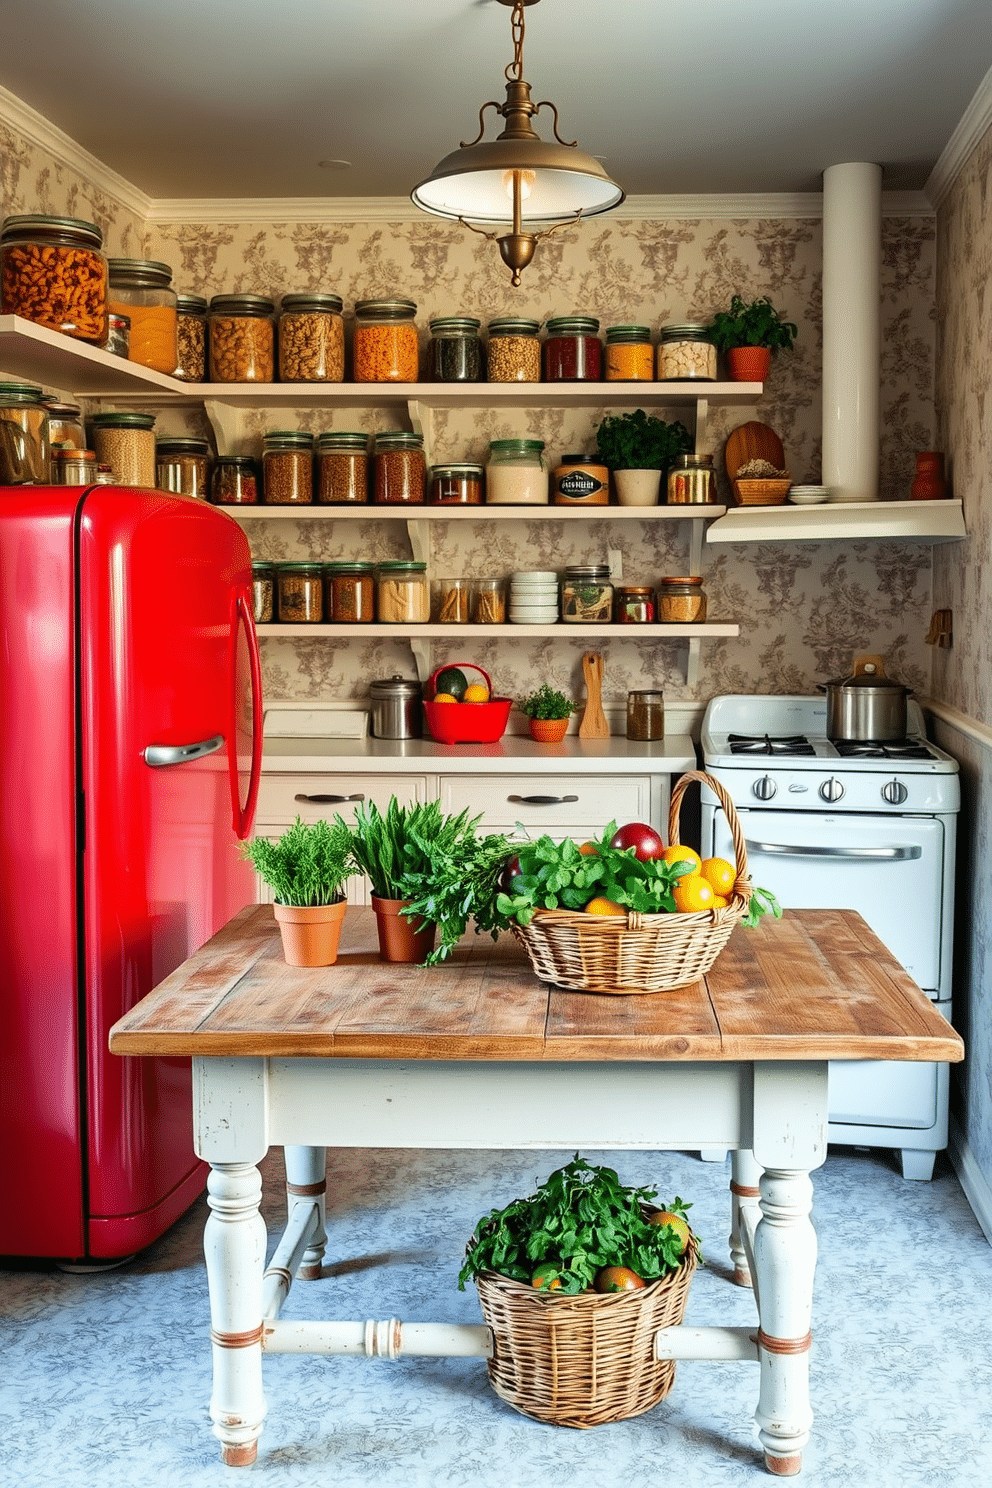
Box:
511;770;752;994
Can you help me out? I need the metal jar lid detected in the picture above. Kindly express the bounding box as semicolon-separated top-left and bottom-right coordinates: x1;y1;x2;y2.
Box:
354;297;417;319
487;317;540;335
107;257;173;287
280;293;344;315
156;437;211;456
1;213;103;247
209;294;275;316
176;294;208;314
545;316;600;335
89;410;156;428
370;675;422;698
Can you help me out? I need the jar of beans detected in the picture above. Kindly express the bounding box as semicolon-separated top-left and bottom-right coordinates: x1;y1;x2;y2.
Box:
324;562;375;623
656;324;717;381
208;294;276;382
543;316;602;381
486;439;548;505
278;293;345;382
107;259;178;375
43;400;85;450
175;294;207;382
276;562;324;623
657;576;707;623
486;317;541;382
428;316;483;382
89;410;156;487
353;297;419;382
429;463;484;504
262;430;313;504
315;431;369;504
156;437;211;498
1;214;109;346
211;455;259;505
251;562;275;624
375;561;429;624
372;430;426;504
605;325;653;381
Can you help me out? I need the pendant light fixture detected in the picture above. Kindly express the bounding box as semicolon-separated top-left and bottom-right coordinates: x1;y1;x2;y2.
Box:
411;0;624;286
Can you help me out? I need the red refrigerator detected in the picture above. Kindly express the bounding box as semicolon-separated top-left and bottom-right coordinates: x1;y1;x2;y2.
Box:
0;484;263;1262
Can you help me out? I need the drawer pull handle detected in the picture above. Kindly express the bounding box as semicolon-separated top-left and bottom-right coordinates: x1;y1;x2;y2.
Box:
507;793;579;806
294;792;366;804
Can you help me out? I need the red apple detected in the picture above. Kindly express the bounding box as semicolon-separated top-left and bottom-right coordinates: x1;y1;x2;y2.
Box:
500;853;523;891
609;822;666;861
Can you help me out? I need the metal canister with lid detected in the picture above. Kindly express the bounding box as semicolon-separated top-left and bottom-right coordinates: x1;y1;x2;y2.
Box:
667;452;716;505
370;675;423;739
156;437;211;498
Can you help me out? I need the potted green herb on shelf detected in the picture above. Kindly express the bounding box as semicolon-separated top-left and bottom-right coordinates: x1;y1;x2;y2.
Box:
240;816;356;966
594;409;692;506
707;294;798;382
518;683;577;743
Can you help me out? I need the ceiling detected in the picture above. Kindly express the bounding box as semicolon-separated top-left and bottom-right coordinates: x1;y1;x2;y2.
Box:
1;0;991;202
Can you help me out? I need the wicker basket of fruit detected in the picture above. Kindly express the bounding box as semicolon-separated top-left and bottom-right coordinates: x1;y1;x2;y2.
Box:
423;663;513;745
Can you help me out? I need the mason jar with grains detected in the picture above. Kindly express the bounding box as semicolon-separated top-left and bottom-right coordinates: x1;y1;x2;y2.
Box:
155;437;211;499
278;293;345;382
372;430;426;504
315;431;368;504
208;294;275;382
175;294;208;382
89;410;156;487
107;258;179;375
353;298;419;382
276;562;323;623
1;214;108;346
486;317;541;381
262;429;313;504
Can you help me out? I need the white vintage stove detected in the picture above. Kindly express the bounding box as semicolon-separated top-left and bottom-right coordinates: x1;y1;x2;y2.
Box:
700;693;960;1180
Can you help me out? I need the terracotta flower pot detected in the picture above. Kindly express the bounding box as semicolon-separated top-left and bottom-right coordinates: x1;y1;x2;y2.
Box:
273;898;347;967
725;346;771;383
528;717;570;743
371;894;438;964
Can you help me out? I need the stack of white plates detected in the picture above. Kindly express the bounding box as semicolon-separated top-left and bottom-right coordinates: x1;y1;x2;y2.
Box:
788;485;831;505
510;570;559;624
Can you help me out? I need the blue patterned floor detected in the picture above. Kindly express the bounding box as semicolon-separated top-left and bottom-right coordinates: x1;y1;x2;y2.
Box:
3;1145;990;1488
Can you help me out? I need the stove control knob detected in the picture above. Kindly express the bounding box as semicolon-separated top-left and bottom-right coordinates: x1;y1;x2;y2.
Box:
882;778;909;805
753;775;777;801
819;776;845;803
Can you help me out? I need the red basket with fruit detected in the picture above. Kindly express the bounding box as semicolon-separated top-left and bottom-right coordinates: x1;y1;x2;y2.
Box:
509;771;755;994
423;663;513;745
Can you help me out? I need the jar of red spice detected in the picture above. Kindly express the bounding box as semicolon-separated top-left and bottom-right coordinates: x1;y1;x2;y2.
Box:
372;430;426;503
353;298;419;382
543;316;602;381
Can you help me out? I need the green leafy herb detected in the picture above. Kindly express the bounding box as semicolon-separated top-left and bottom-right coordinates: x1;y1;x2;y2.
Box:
239;816;355;906
518;684;576;720
741;883;783;929
707;294;798;354
594;408;692;472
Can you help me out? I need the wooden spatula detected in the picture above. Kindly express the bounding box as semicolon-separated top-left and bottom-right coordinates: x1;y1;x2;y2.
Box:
579;652;609;739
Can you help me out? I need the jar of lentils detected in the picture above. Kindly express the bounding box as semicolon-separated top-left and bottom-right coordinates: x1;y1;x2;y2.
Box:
428;316;483;382
429;463;484;504
175;294;208;381
561;564;613;623
156;436;211;498
656;323;717;381
486;317;541;382
1;214;108;346
543;316;602;381
372;430;426;504
278;293;345;382
211;454;259;505
375;560;429;624
353;297;419;382
262;430;313;504
208;294;275;382
89;410;156;487
605;325;653;381
315;431;369;504
277;562;323;623
107;258;178;375
324;562;375;623
251;562;275;624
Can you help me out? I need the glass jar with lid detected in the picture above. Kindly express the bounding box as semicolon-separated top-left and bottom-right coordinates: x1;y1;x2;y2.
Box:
324;562;375;623
107;258;179;375
615;585;656;623
353;298;419;382
472;577;507;624
88;410;156;487
657;575;707;623
278;293;345;382
543;316;602;381
605;325;653;381
372;430;426;504
486;317;541;381
429;463;484;505
175;294;207;381
262;430;313;504
667;452;716;505
211;455;259;505
552;454;609;506
0;214;108;345
486;439;548;505
208;294;275;382
156;436;211;498
431;576;471;624
561;564;613;623
656;323;717;381
626;689;665;741
53;448;97;486
43;400;85;451
375;560;429;624
251;562;275;624
276;562;324;623
428;316;483;382
315;431;368;504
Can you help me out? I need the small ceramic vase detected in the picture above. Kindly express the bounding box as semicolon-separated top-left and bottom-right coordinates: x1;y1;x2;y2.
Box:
910;451;948;500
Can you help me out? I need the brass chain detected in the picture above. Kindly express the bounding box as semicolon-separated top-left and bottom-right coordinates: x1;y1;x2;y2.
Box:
505;1;527;83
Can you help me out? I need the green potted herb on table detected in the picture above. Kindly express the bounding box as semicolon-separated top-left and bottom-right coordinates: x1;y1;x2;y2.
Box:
518;683;577;743
240;816;356;966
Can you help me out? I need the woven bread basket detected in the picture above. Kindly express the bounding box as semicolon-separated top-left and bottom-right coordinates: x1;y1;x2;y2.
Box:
476;1231;699;1428
731;477;791;506
511;770;751;994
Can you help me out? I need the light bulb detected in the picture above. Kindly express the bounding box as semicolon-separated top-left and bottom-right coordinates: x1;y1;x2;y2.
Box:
502;169;536;201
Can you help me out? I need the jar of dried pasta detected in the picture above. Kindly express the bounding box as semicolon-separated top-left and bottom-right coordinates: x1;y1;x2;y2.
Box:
486;317;541;381
89;410;157;487
107;259;179;375
375;560;429;624
208;294;275;382
315;431;369;504
324;562;375;623
353;298;419;382
431;576;471;624
262;430;313;504
472;577;507;624
372;430;426;504
277;563;323;623
605;325;653;381
156;437;211;498
278;293;345;382
1;214;108;346
251;562;275;624
175;294;207;381
211;455;259;505
656;324;717;381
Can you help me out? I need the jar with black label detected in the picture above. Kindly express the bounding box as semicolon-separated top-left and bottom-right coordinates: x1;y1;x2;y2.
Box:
372;430;426;504
251;562;275;624
156;436;211;498
315;431;369;504
277;562;323;623
175;294;207;381
616;585;655;623
107;258;179;375
278;293;345;382
543;316;602;381
626;689;665;741
428;317;483;382
324;562;375;623
353;298;419;382
1;214;108;345
208;294;276;382
605;325;653;381
561;564;613;622
429;463;484;504
486;317;541;381
552;454;609;506
656;324;717;381
262;430;313;504
211;455;259;505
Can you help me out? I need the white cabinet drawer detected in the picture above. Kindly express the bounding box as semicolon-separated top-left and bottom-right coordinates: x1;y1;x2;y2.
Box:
440;774;652;833
255;773;429;827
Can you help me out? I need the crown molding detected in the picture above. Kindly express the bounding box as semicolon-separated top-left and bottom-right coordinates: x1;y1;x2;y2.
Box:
926;61;992;208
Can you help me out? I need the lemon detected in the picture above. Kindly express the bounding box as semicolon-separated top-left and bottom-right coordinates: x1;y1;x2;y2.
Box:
462;682;491;703
432;692;459;704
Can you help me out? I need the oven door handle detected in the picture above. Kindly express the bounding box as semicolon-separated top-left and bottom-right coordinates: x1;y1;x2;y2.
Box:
746;839;923;861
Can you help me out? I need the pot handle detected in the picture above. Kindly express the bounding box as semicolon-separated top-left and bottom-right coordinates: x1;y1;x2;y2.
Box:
852;653;888;677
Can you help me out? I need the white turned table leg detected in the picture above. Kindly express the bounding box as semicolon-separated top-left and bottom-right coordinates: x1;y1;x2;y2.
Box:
204;1162;267;1467
730;1149;762;1290
752;1168;816;1477
284;1146;327;1280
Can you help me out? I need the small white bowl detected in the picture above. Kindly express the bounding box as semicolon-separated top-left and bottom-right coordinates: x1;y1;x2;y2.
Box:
510;584;559;598
511;570;557;582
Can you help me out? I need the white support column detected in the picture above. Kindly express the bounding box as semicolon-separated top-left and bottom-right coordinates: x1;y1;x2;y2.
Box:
752;1168;817;1477
283;1145;327;1281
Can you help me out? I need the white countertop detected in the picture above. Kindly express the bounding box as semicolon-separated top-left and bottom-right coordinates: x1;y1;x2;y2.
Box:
261;733;697;774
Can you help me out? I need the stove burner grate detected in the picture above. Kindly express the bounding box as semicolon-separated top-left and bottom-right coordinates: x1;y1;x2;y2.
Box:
728;733;815;756
833;739;937;760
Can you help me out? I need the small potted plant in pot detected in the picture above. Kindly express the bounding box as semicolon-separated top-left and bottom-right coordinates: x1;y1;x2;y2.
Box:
707;294;798;383
594;409;692;506
240;816;356;967
518;683;576;743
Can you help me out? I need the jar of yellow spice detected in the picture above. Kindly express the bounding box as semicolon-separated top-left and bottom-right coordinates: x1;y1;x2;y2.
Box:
107;258;178;375
657;576;707;623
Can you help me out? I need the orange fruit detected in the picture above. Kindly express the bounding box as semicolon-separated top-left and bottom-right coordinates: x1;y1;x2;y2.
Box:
432;692;459;704
710;894;730;909
578;842;599;856
661;844;702;874
672;874;715;913
584;896;625;916
462;682;490;703
647;1210;691;1255
594;1266;645;1293
531;1263;562;1291
700;856;735;896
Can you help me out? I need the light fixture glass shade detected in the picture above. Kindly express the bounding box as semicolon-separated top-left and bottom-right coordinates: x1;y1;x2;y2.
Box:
412;140;623;224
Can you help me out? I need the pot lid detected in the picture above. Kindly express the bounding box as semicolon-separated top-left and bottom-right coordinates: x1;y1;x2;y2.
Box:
828;656;911;692
370;674;422;696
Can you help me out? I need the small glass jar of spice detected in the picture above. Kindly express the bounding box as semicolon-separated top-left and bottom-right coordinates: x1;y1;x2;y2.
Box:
211;455;258;505
251;562;275;624
429;463;484;505
372;430;426;504
658;576;707;623
615;585;655;623
428;316;483;382
175;294;207;381
626;690;665;741
543;316;602;381
262;430;313;504
315;431;369;504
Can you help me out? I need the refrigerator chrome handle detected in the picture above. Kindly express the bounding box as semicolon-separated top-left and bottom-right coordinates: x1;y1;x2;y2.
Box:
232;588;264;841
143;734;225;768
746;838;923;861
